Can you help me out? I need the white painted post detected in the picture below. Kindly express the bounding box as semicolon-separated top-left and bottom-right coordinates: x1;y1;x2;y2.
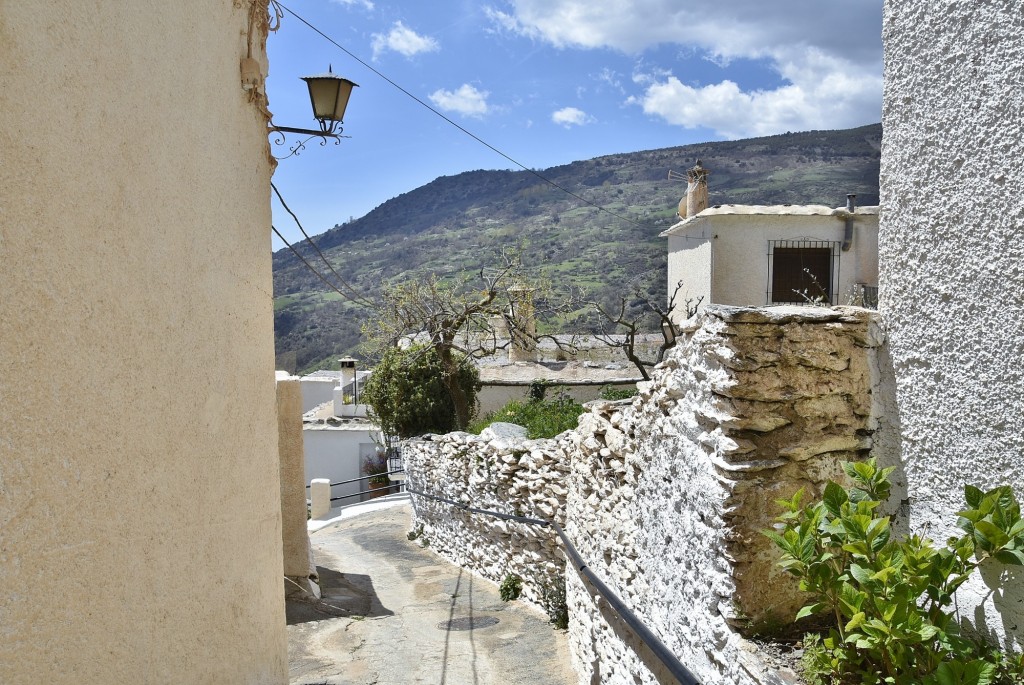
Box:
310;478;332;519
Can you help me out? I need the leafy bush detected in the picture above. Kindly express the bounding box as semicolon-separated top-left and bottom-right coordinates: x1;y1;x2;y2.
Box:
599;384;638;401
541;576;569;629
469;395;584;439
767;459;1024;685
499;573;523;602
361;448;389;486
361;345;479;438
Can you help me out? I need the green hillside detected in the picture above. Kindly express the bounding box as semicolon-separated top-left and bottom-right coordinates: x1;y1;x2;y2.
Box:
273;123;882;373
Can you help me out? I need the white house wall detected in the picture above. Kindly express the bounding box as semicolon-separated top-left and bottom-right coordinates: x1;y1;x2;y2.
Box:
300;377;338;413
881;0;1024;650
711;214;877;307
303;427;381;503
667;232;713;320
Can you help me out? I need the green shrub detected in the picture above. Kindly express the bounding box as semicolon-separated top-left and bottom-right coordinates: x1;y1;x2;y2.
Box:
499;573;523;602
598;384;638;401
541;576;569;629
767;459;1024;685
361;345;479;438
469;395;584;439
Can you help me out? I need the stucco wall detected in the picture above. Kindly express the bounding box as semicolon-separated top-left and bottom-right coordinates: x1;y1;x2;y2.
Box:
666;233;713;310
300;377;338;413
302;424;381;501
881;0;1024;651
0;3;286;683
277;373;316;587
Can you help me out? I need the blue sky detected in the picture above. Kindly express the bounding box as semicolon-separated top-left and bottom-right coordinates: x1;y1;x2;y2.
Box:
267;0;883;249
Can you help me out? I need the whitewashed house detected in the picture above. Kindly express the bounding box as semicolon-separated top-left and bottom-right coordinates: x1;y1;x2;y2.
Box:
661;163;879;323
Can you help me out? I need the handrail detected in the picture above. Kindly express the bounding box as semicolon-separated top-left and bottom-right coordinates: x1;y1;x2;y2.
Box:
305;468;406;489
330;481;405;502
406;487;702;685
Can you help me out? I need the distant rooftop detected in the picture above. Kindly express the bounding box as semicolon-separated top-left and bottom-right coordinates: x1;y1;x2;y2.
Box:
660;204;880;237
477;359;641;385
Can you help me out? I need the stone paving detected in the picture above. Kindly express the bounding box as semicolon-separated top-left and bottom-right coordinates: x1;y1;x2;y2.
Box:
287;501;577;685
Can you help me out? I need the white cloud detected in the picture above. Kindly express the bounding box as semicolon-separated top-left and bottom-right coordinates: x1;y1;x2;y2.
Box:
551;107;594;128
632;49;882;139
330;0;374;9
487;0;882;137
371;21;439;59
429;84;491;118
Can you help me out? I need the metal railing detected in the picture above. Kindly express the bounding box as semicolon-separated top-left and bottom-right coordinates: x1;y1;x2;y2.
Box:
306;469;407;506
406;486;702;685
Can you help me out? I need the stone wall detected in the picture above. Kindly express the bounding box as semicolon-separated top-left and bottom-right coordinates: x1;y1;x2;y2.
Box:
566;306;892;684
881;0;1024;650
406;305;893;685
404;426;572;606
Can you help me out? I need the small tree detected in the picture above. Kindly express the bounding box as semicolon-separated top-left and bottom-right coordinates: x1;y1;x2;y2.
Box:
362;253;574;430
361;344;479;438
591;280;703;380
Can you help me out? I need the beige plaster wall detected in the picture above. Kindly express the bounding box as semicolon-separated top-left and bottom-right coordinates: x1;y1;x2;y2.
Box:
277;373;315;584
0;3;286;683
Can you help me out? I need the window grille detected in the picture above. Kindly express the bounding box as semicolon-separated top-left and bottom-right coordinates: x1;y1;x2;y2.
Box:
766;240;841;305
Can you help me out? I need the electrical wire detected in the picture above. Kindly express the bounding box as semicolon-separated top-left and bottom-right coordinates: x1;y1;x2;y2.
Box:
271;224;371;307
274;1;663;232
271;181;377;308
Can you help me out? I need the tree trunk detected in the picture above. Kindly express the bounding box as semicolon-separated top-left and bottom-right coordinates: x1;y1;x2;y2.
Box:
438;347;471;429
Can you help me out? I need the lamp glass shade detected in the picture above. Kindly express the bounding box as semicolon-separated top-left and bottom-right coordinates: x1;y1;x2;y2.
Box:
302;72;358;124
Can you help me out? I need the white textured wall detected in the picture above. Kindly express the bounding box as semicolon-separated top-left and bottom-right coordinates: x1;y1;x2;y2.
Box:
0;2;286;683
300;377;338;413
303;427;378;501
881;0;1024;650
667;214;878;317
667;232;713;316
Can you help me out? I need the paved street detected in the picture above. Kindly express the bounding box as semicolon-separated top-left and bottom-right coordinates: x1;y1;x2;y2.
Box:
287;501;577;685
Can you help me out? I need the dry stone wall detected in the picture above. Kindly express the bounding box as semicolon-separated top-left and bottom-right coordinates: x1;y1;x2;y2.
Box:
403;424;571;606
405;305;892;685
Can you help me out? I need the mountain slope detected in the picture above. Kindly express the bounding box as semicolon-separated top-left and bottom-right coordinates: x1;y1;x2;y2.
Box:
273;123;882;373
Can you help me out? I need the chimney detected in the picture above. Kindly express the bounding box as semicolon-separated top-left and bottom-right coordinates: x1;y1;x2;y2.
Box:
681;160;710;218
846;194;857;212
507;285;537;363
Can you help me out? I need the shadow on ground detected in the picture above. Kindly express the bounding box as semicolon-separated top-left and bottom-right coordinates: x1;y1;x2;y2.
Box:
286;565;394;625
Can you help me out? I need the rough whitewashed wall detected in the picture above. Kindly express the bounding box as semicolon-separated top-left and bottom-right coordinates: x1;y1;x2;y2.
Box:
406;305;893;685
404;428;571;606
566;306;893;685
881;0;1024;651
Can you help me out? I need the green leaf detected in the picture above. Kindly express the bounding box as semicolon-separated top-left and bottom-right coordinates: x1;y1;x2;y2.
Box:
849;563;873;585
795;602;826;620
823;481;849;516
844;611;866;632
964;484;983;509
974;520;1010;551
994;548;1024;566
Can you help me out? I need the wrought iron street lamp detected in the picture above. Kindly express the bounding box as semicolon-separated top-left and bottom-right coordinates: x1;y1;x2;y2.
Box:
272;66;358;139
269;66;358;158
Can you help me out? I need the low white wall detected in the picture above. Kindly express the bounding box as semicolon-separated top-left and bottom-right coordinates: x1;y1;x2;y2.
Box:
303;425;381;505
477;381;638;417
300;377;337;413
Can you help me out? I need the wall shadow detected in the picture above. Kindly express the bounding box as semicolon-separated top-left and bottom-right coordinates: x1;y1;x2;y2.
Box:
286;565;394;625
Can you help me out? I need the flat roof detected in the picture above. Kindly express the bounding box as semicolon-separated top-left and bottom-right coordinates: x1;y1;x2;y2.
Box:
660;204;880;237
